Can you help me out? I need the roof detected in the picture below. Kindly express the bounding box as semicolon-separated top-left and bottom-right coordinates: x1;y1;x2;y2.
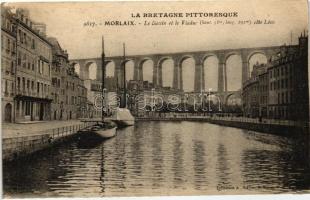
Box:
47;37;67;57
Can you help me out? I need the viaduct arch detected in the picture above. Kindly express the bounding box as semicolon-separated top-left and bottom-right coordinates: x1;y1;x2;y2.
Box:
70;45;282;92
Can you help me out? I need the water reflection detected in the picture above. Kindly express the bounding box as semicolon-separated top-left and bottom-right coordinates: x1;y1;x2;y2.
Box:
3;121;310;197
193;140;207;190
151;122;163;189
172;134;184;189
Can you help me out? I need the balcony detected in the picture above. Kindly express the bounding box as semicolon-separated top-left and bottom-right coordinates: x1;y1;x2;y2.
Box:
15;89;53;102
16;89;37;97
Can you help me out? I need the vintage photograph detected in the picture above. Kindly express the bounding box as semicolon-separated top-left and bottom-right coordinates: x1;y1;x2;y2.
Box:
1;0;310;198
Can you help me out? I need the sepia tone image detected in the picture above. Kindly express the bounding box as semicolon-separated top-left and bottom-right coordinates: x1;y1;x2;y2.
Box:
1;0;310;198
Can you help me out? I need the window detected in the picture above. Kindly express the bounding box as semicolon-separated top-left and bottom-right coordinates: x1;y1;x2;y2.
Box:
281;79;284;89
4;80;8;93
286;92;288;104
6;20;10;31
7;38;10;52
38;60;41;73
25;101;30;115
17;51;21;66
23;33;27;45
37;82;40;93
281;67;283;76
1;35;3;50
22;77;25;91
290;91;293;103
22;53;27;68
21;31;24;44
11;82;14;95
52;78;57;86
17;77;20;91
11;61;14;74
32;39;35;49
31;81;34;90
27;79;30;90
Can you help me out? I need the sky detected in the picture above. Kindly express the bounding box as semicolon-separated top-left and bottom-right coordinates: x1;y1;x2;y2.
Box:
6;0;308;91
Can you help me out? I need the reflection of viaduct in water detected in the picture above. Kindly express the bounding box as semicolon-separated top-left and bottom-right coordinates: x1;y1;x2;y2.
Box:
70;46;281;92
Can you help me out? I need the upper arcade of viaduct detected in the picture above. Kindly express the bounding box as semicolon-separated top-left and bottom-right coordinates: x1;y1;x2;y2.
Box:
70;45;282;93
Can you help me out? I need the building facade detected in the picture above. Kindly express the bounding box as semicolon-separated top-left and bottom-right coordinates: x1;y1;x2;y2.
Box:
14;8;53;122
267;34;308;120
242;34;309;121
49;37;88;120
1;6;16;123
242;62;269;118
1;6;90;123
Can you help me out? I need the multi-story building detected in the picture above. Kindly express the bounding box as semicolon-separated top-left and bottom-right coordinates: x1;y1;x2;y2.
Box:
76;75;88;119
1;6;16;123
48;37;88;120
14;8;53;122
1;6;91;123
258;68;269;118
242;63;266;118
294;34;309;120
242;33;308;121
267;34;308;120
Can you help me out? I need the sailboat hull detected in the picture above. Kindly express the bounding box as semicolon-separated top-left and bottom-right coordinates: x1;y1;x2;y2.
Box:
95;127;116;139
113;119;134;127
112;108;135;127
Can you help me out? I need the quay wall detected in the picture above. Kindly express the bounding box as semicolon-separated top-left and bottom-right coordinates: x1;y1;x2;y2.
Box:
136;117;308;136
2;122;95;162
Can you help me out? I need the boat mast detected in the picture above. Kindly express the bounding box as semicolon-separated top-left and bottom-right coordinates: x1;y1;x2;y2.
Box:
123;43;127;108
101;36;105;121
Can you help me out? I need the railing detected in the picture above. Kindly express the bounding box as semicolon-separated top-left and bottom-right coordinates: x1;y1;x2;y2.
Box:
2;121;96;160
16;89;35;97
15;90;51;99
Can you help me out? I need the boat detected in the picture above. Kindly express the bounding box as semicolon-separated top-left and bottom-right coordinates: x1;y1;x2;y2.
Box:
112;107;135;127
92;36;117;139
91;123;116;139
112;43;135;127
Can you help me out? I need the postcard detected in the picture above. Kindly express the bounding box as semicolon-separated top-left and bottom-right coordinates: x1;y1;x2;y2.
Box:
1;0;309;198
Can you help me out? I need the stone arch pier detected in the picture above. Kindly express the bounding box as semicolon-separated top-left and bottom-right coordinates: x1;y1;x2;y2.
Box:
70;45;281;92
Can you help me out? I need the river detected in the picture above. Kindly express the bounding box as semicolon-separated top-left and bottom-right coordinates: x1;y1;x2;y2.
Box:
3;121;310;197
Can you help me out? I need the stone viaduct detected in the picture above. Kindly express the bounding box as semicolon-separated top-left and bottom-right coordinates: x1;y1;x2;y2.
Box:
70;45;282;93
